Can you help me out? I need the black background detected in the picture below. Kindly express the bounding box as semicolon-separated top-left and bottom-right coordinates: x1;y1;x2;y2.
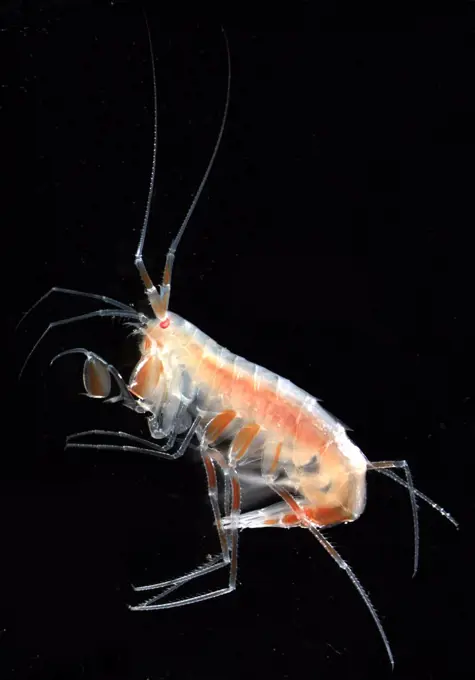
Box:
2;1;474;678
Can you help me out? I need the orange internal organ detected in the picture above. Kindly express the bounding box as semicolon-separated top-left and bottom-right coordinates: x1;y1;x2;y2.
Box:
231;423;260;461
268;442;283;475
195;351;327;451
129;354;163;400
205;410;237;444
265;504;353;528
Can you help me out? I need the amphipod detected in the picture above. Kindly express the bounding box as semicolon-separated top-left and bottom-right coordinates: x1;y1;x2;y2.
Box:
19;24;458;668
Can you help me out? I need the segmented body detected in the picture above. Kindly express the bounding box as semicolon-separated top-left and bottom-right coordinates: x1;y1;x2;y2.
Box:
130;312;367;529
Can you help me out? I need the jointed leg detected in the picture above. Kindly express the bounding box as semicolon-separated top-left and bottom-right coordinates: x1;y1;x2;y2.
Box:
66;417;200;461
129;417;264;609
269;483;395;669
370;465;458;528
130;449;240;610
306;521;394;669
51;347;142;411
19;309;140;379
368;460;419;576
16;286;141;330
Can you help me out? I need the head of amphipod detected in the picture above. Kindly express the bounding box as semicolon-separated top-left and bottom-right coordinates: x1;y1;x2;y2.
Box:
128;316;176;403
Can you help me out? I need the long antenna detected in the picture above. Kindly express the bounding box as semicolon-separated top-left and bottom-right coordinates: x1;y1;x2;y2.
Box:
135;12;158;269
134;22;231;321
169;28;231;257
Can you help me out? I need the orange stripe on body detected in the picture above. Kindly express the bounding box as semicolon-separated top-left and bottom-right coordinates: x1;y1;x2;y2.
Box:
203;455;217;487
172;326;330;454
231;476;241;511
231;423;260;461
269;442;282;475
305;505;353;526
276;504;352;528
205;410;237;444
191;348;329;451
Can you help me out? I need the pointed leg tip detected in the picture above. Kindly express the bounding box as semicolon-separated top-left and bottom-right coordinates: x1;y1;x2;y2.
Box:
129;603;149;612
131;583;150;592
386;649;395;671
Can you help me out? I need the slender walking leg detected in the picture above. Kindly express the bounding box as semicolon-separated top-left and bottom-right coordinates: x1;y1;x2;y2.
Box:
269;483;395;669
130;450;241;610
66;417;199;461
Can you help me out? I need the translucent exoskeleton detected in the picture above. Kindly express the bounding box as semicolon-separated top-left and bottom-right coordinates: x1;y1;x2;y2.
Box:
17;20;458;669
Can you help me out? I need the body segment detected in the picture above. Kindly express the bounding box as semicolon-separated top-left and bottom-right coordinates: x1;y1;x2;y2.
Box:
131;313;368;528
